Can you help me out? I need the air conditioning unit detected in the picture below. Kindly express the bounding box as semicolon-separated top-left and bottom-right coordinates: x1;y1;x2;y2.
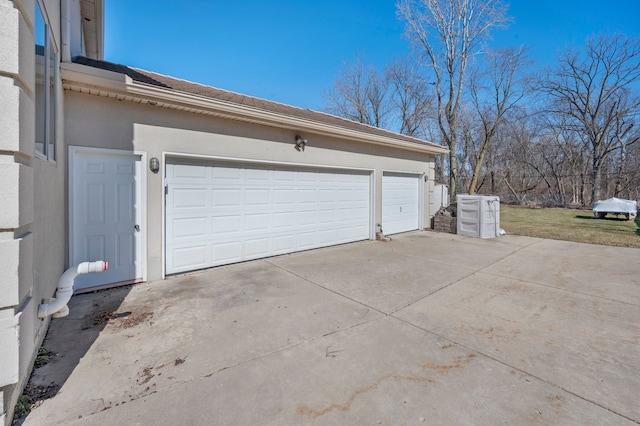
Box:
456;195;500;238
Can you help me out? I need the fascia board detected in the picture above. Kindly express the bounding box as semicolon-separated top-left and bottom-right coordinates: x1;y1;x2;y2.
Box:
62;62;132;87
61;63;449;156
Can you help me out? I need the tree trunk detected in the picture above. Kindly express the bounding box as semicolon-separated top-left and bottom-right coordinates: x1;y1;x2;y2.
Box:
468;136;491;195
449;148;457;202
591;159;602;204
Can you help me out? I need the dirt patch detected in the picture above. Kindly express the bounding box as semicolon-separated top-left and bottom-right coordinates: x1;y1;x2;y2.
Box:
25;382;59;402
85;309;153;330
12;382;60;424
136;358;186;387
110;311;153;329
137;367;155;385
85;309;114;328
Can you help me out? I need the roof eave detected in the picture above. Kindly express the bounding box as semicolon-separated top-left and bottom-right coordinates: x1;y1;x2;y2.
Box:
61;62;449;156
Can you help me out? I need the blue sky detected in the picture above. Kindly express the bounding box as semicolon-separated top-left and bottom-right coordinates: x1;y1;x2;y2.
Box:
105;0;640;111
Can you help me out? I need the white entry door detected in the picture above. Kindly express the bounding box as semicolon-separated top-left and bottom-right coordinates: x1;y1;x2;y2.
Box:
382;172;421;235
165;160;371;274
70;148;144;290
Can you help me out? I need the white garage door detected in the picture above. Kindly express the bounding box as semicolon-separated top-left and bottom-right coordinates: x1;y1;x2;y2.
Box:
382;172;421;235
165;160;371;274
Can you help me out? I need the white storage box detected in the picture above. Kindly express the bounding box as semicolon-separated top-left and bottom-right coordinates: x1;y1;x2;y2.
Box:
457;195;500;238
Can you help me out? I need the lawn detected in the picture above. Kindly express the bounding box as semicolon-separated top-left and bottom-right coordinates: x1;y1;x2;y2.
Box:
500;204;640;248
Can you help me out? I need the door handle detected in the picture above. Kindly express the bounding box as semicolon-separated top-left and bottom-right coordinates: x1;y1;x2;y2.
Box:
134;224;140;232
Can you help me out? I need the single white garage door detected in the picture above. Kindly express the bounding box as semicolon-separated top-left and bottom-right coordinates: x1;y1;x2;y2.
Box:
382;172;421;235
166;160;371;274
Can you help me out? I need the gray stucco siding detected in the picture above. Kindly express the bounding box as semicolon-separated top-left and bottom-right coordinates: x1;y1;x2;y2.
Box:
64;91;437;281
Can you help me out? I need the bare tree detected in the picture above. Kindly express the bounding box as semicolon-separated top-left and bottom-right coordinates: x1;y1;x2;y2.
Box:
323;56;389;127
385;59;434;137
397;0;510;199
497;116;545;204
539;33;640;204
467;47;530;194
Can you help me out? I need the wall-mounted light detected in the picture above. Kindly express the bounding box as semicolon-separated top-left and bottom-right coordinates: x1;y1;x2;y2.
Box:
295;135;307;151
149;157;160;173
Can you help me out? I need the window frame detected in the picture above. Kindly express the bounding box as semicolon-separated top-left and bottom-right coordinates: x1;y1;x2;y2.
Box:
34;0;58;164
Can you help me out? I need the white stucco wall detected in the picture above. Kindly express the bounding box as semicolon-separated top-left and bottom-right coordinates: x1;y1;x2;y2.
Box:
64;90;437;282
0;1;66;424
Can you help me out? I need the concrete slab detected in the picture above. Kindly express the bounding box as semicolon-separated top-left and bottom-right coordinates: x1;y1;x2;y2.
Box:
19;233;640;425
484;238;640;305
395;271;640;422
269;239;474;313
387;231;540;270
24;261;380;425
62;318;629;426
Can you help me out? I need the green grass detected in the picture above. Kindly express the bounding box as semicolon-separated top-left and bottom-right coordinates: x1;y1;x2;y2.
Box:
500;205;640;248
33;347;54;368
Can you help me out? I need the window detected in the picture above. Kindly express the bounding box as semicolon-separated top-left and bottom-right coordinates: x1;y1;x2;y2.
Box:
34;1;57;162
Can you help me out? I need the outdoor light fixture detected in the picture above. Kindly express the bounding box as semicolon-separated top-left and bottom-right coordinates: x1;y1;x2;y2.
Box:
149;157;160;173
295;135;307;151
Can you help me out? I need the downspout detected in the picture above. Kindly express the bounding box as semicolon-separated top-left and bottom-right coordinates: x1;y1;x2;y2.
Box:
38;261;108;319
61;0;71;63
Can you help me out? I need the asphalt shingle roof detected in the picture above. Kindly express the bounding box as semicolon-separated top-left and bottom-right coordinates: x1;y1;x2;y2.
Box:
71;56;444;151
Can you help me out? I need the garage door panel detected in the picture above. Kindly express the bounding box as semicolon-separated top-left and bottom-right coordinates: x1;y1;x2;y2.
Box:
166;161;371;274
213;189;242;207
319;189;334;202
171;217;208;239
319;210;335;223
318;229;336;244
298;189;316;203
273;235;295;253
298;210;317;225
172;245;208;270
212;242;242;263
172;188;207;209
296;232;318;249
298;172;317;183
245;238;270;257
273;212;295;228
246;168;270;180
274;170;295;182
245;188;269;204
274;189;295;204
245;213;270;231
212;166;242;180
211;215;241;234
173;164;207;179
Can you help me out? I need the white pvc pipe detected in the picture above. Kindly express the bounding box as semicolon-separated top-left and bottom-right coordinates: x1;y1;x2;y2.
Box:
38;261;108;319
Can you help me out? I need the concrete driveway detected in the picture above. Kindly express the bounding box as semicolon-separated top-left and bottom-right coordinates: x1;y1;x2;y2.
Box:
22;232;640;425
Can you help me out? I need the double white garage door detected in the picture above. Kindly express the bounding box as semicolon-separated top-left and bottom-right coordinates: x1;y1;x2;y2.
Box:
166;161;372;274
165;160;421;275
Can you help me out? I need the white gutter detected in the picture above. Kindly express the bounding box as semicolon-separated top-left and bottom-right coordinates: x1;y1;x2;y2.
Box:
60;62;449;156
38;261;108;319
